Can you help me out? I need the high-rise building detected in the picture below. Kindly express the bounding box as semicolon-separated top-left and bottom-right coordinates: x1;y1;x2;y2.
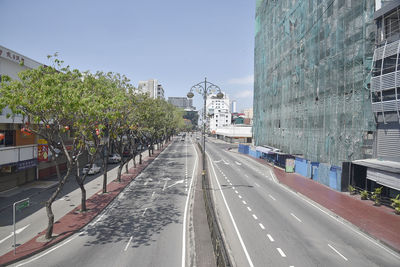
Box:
137;79;164;99
349;0;400;198
231;100;237;113
370;0;400;162
206;92;231;133
168;97;194;110
253;0;376;167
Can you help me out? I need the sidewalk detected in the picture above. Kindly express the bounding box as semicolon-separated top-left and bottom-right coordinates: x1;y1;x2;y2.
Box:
249;155;400;254
0;142;172;266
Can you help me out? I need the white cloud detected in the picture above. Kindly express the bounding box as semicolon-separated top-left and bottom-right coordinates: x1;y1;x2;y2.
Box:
228;74;254;85
234;89;253;99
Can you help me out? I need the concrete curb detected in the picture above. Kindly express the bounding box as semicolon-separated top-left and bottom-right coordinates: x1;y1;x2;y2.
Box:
0;141;173;266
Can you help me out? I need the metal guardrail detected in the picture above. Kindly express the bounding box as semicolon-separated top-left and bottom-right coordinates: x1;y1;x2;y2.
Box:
197;142;231;267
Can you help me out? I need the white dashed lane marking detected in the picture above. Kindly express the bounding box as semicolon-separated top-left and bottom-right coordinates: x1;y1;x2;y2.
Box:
290;213;302;223
259;223;265;230
252;214;258;220
269;194;276;201
328;244;348;261
267;234;274;242
277;248;286;257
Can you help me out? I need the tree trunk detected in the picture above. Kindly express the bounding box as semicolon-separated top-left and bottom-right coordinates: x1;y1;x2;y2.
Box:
139;153;142;165
79;182;87;212
45;163;70;239
148;145;151;157
133;154;136;168
45;202;54;239
117;163;124;182
125;159;129;173
103;153;108;194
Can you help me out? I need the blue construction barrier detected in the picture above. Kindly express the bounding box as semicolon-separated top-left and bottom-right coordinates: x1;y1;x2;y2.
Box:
329;165;342;191
295;157;309;178
238;144;249;154
310;162;319;180
249;149;257;158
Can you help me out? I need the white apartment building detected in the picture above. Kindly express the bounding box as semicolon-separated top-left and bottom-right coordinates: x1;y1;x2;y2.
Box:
206;92;231;133
137;79;164;99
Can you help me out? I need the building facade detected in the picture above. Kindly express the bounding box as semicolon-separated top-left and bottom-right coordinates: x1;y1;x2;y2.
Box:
371;0;400;162
0;46;42;191
138;79;164;99
350;0;400;198
253;0;376;167
206;92;231;133
168;97;194;110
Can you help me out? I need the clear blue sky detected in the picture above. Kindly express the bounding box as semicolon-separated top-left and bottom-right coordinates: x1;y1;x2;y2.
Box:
0;0;255;111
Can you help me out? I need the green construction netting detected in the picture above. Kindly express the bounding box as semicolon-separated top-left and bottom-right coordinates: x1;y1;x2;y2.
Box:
254;0;376;166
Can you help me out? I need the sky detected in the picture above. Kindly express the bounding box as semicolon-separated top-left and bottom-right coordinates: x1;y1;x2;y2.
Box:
0;0;255;112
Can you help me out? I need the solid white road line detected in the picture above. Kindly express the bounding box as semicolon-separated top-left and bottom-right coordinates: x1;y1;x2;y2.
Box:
0;224;30;244
16;235;79;266
277;248;287;257
267;234;274;242
328;244;348;261
207;151;254;267
90;213;107;227
182;142;198;267
124;236;133;251
252;214;258;220
0;233;13;244
269;194;276;201
290;213;302;223
259;223;265;230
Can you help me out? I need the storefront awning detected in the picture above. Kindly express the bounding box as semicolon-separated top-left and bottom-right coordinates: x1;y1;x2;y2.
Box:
353;159;400;191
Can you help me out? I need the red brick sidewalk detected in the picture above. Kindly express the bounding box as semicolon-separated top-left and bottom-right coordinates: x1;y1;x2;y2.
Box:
0;142;172;266
250;156;400;254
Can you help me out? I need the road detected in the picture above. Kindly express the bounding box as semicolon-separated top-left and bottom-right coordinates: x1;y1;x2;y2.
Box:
13;137;198;267
205;137;400;267
0;149;151;257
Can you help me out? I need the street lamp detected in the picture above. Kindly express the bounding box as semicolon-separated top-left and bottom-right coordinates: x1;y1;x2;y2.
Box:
187;77;224;173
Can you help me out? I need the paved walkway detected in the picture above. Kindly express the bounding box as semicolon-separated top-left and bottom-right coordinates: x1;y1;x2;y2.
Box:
249;156;400;254
0;143;171;266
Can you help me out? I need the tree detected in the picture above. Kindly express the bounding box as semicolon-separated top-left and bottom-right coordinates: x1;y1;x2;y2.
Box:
0;56;83;239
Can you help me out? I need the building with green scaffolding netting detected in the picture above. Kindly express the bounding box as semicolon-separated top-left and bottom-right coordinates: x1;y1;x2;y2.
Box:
253;0;376;167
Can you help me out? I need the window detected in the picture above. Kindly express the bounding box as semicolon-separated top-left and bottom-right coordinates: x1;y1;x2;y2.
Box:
382;55;397;75
382;89;397;101
372;59;382;77
372;91;381;103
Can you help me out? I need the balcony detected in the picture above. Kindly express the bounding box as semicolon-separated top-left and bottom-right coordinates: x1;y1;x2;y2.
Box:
0;144;38;166
372;99;400;112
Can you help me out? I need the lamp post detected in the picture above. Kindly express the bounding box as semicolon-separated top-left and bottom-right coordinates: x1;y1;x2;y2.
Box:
187;77;224;173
